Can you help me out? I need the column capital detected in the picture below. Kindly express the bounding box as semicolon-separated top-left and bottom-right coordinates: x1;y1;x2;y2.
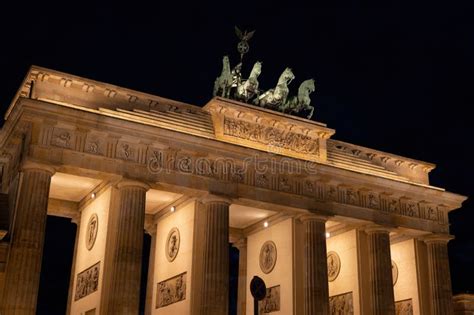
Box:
421;233;454;244
116;178;150;191
297;213;329;223
144;216;157;235
200;193;232;205
21;161;55;175
233;238;247;250
70;213;81;225
363;224;395;234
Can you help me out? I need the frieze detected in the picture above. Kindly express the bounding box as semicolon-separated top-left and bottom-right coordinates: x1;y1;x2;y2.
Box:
38;127;451;228
395;299;413;315
156;272;186;308
223;117;320;155
74;261;100;301
259;285;280;314
329;291;353;314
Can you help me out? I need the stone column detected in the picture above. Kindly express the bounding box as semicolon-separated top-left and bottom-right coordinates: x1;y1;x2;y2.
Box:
66;214;80;315
365;226;395;315
144;222;157;315
1;162;55;315
198;195;230;315
103;179;149;314
235;238;247;315
301;215;329;315
424;234;454;315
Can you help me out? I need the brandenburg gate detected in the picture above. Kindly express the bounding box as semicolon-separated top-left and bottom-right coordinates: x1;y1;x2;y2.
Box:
0;65;466;315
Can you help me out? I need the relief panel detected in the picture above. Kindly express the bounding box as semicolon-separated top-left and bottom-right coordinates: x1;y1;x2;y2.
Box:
156;272;187;309
259;285;280;314
329;291;353;315
74;261;100;301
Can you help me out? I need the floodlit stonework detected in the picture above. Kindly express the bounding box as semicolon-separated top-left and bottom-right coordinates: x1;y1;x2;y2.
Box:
0;66;467;314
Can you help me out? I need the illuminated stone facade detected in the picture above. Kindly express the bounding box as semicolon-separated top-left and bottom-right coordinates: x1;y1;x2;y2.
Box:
0;66;467;314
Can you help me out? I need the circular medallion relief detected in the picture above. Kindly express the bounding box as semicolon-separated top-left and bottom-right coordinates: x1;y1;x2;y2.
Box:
327;251;341;282
259;241;277;274
165;227;180;262
85;213;99;251
392;260;399;286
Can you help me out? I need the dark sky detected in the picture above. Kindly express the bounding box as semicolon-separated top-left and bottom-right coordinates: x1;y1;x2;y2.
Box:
1;1;473;312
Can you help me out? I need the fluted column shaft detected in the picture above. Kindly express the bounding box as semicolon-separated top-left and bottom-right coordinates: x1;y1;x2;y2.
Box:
199;197;230;315
235;239;247;315
425;236;454;315
303;216;329;315
1;165;54;315
366;228;395;315
144;225;157;315
105;180;149;314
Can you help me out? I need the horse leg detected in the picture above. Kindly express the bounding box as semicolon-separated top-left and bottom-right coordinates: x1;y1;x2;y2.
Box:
307;106;314;119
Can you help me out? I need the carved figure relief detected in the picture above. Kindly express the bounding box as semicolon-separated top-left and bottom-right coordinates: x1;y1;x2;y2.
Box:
256;174;269;188
156;272;186;308
85;213;98;251
84;134;105;156
392;260;399;285
368;193;379;209
395;299;413;315
74;262;100;301
223;117;319;155
279;176;291;192
327;251;341;282
51;128;74;148
346;189;358;205
327;185;338;201
165;227;180;262
427;206;438;221
259;241;277;274
259;285;280;314
329;291;354;314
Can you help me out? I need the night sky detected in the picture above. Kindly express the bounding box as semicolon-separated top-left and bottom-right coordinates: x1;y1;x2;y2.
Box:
1;1;473;313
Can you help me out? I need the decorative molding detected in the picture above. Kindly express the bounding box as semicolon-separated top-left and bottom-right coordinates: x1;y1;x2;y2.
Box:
156;272;186;308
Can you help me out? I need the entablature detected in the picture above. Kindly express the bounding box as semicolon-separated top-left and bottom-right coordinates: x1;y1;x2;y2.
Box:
0;97;466;235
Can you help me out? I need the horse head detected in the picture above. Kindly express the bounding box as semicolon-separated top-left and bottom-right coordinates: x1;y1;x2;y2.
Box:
278;67;295;86
302;79;316;93
250;61;262;78
222;56;230;73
